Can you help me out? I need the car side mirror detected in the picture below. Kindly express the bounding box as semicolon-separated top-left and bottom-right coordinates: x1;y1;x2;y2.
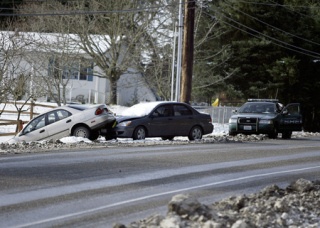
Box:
282;109;288;115
232;109;238;113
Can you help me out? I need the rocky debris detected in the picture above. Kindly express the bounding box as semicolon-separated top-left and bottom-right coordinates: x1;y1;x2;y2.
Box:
115;178;320;228
0;134;264;154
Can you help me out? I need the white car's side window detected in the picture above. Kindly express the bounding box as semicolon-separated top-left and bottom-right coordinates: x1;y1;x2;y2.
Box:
56;110;71;120
24;115;46;133
47;112;56;125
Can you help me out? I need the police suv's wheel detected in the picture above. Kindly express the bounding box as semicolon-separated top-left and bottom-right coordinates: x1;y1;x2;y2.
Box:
188;126;203;140
133;126;146;140
73;126;90;138
282;131;292;139
268;128;278;139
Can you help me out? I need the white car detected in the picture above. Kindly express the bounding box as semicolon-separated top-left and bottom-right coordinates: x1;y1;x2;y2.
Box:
9;104;116;143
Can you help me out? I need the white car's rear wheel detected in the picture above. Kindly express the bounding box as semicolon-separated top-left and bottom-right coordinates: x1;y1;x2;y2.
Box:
73;126;90;138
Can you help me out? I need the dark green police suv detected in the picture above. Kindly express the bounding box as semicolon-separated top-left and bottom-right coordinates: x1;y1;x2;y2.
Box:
228;99;302;139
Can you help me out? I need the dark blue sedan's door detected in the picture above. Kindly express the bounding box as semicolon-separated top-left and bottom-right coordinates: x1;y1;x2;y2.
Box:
147;104;175;137
172;104;195;136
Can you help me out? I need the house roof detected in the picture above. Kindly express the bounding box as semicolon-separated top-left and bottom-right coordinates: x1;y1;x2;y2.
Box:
0;30;112;54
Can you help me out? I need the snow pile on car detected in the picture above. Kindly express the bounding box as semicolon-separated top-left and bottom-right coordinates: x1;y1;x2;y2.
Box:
114;178;320;228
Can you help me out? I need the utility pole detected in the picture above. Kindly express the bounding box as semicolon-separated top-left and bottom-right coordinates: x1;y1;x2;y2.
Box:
180;0;195;104
175;0;184;102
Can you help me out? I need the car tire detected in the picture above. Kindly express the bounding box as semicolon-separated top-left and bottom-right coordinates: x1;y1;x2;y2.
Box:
89;130;100;140
268;128;278;139
161;136;174;141
282;131;292;139
73;126;91;139
188;126;203;140
133;126;146;140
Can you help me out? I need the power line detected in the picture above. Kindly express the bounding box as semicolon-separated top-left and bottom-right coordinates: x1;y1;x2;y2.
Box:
237;0;320;9
0;2;180;17
267;0;320;20
205;9;320;59
0;7;162;17
223;1;320;47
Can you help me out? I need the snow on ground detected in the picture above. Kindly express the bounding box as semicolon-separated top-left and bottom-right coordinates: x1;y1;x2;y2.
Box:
0;102;229;144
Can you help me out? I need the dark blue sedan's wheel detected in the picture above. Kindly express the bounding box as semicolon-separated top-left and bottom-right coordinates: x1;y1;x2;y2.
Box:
73;126;90;138
133;126;146;140
188;126;203;140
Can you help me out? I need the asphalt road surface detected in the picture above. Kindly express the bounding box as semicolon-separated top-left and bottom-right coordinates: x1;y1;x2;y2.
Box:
1;137;320;227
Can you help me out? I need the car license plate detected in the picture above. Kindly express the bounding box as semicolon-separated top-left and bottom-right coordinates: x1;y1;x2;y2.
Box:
244;126;252;130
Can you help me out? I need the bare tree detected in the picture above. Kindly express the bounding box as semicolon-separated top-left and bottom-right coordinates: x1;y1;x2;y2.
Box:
0;26;48;128
0;29;18;104
20;0;163;104
135;0;180;101
144;44;172;101
66;0;162;104
16;1;89;106
17;0;180;104
0;24;33;118
27;34;89;106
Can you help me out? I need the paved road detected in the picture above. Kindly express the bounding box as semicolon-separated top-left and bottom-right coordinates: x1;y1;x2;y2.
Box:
1;137;320;227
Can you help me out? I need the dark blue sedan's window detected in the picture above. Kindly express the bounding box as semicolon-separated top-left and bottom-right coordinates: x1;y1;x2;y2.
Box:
174;105;192;116
153;105;173;117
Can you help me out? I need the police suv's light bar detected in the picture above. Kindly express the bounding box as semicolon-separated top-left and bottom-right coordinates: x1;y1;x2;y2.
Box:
247;99;279;102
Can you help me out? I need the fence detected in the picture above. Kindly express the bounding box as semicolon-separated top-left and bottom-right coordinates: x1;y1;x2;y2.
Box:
0;119;29;136
0;102;57;136
194;106;238;124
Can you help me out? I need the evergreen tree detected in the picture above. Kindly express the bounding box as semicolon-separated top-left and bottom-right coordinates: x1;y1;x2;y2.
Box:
195;0;320;131
0;0;24;28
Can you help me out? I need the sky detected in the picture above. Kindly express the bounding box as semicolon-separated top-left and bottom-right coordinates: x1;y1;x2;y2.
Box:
0;102;228;144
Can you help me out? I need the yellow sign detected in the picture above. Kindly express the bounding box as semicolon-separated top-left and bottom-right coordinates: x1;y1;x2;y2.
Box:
212;98;219;107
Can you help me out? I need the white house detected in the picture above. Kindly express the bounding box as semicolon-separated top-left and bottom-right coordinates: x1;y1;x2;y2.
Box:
0;31;157;106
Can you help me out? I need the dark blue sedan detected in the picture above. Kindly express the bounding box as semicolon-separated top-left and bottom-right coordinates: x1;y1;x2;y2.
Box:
108;101;213;141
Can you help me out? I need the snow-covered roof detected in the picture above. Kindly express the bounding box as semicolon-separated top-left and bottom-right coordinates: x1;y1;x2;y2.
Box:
121;101;175;117
0;30;112;54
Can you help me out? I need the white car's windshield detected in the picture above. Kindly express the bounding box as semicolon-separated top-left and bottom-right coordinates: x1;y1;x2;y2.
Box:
121;102;160;117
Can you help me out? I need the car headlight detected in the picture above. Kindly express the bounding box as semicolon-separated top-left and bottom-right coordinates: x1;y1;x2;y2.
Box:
259;119;273;124
117;121;132;127
229;118;237;124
